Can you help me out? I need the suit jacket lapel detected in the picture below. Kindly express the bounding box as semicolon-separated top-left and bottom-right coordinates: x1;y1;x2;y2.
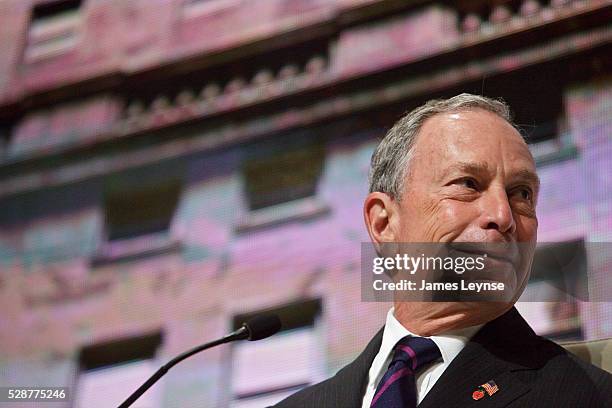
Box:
329;308;539;407
419;307;539;408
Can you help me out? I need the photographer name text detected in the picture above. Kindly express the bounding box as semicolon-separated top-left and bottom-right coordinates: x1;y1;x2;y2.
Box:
372;279;505;292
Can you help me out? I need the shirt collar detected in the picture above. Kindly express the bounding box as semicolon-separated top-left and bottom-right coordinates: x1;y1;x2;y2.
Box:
381;307;483;366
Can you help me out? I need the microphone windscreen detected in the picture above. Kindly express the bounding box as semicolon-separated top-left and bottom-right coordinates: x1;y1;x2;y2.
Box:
245;313;282;341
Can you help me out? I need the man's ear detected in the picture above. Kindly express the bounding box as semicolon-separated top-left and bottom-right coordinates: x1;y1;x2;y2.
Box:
363;192;400;249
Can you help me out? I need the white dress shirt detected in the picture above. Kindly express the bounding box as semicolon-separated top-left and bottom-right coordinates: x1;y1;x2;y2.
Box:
361;308;483;407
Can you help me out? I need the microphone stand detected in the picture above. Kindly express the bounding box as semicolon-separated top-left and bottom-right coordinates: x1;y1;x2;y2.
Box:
117;325;249;408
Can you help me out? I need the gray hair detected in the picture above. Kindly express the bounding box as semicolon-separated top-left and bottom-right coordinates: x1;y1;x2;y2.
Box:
368;93;515;199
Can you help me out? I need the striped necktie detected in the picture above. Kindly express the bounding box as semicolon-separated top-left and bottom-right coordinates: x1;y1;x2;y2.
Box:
370;336;441;408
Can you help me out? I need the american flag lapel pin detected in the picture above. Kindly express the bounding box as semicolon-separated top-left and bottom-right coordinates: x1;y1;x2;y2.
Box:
472;380;499;400
483;380;499;396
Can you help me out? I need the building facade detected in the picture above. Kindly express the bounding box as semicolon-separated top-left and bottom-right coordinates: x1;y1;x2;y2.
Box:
0;0;610;406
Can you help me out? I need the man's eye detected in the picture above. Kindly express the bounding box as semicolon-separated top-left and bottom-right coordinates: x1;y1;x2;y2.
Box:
457;178;478;190
513;187;533;201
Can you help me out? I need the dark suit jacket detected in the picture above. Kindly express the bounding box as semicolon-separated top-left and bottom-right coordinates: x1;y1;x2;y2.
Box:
273;307;612;407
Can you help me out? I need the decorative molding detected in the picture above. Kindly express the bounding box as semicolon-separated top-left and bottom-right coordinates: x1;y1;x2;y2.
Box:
0;1;606;111
535;144;580;167
116;1;611;138
91;236;182;267
0;24;609;197
234;196;330;234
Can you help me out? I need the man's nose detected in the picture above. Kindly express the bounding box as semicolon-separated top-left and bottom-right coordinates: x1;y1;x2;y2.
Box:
479;187;516;236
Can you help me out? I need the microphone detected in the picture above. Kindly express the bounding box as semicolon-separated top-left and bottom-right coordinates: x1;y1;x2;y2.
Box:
118;313;282;408
243;313;283;341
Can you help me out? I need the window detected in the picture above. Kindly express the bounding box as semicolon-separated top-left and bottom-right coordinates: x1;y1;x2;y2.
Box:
475;65;577;166
244;140;325;211
529;240;587;299
0;120;13;158
24;0;82;63
236;136;329;232
104;180;181;242
231;299;324;407
517;240;586;341
514;86;569;162
94;167;184;265
75;332;163;408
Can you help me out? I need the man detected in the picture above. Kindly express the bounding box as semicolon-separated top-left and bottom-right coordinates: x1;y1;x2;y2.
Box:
274;94;612;407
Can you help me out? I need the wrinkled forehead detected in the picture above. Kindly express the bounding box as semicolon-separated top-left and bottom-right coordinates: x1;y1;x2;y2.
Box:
418;110;532;156
413;109;537;179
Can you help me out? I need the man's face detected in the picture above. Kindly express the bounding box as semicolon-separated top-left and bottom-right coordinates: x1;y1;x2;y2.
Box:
394;109;539;303
396;109;538;246
365;108;540;332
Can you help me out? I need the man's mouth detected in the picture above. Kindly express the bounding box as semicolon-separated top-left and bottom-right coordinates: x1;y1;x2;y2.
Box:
448;242;520;267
